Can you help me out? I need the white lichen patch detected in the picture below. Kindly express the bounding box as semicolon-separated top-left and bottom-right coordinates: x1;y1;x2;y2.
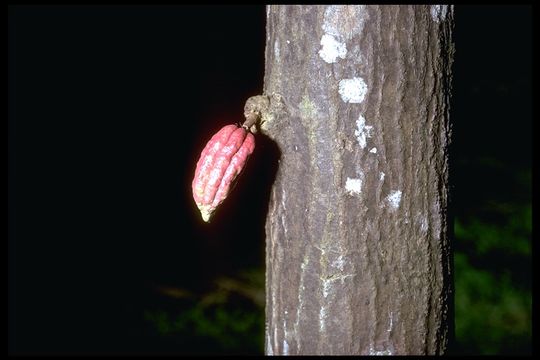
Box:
266;333;273;355
354;114;373;149
386;190;402;209
319;33;347;63
431;5;448;23
283;340;289;355
322;279;332;298
387;313;394;333
274;327;278;352
332;255;345;271
369;346;394;355
379;172;385;181
319;305;328;331
274;40;280;59
323;5;368;40
419;214;428;233
345;177;363;195
339;77;368;103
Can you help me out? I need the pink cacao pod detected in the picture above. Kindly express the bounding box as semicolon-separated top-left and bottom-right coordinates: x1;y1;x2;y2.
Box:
192;124;255;222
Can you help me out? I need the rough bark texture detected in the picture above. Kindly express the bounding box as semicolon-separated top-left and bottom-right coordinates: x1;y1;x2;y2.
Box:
261;5;454;355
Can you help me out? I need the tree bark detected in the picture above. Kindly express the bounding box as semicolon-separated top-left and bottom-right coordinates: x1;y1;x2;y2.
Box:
261;5;454;355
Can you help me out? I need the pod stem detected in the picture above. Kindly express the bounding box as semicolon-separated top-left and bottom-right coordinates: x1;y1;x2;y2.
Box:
242;112;259;130
242;95;270;131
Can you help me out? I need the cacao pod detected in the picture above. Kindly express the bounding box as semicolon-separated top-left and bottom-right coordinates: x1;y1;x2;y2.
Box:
192;124;255;222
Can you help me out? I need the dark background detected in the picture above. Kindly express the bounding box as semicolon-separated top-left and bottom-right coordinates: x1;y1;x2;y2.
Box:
8;5;532;355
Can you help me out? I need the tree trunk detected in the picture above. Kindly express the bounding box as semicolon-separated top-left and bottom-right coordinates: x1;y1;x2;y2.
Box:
260;5;454;355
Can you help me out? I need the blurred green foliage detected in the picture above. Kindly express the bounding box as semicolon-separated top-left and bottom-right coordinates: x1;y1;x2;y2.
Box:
144;269;265;354
453;166;531;354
